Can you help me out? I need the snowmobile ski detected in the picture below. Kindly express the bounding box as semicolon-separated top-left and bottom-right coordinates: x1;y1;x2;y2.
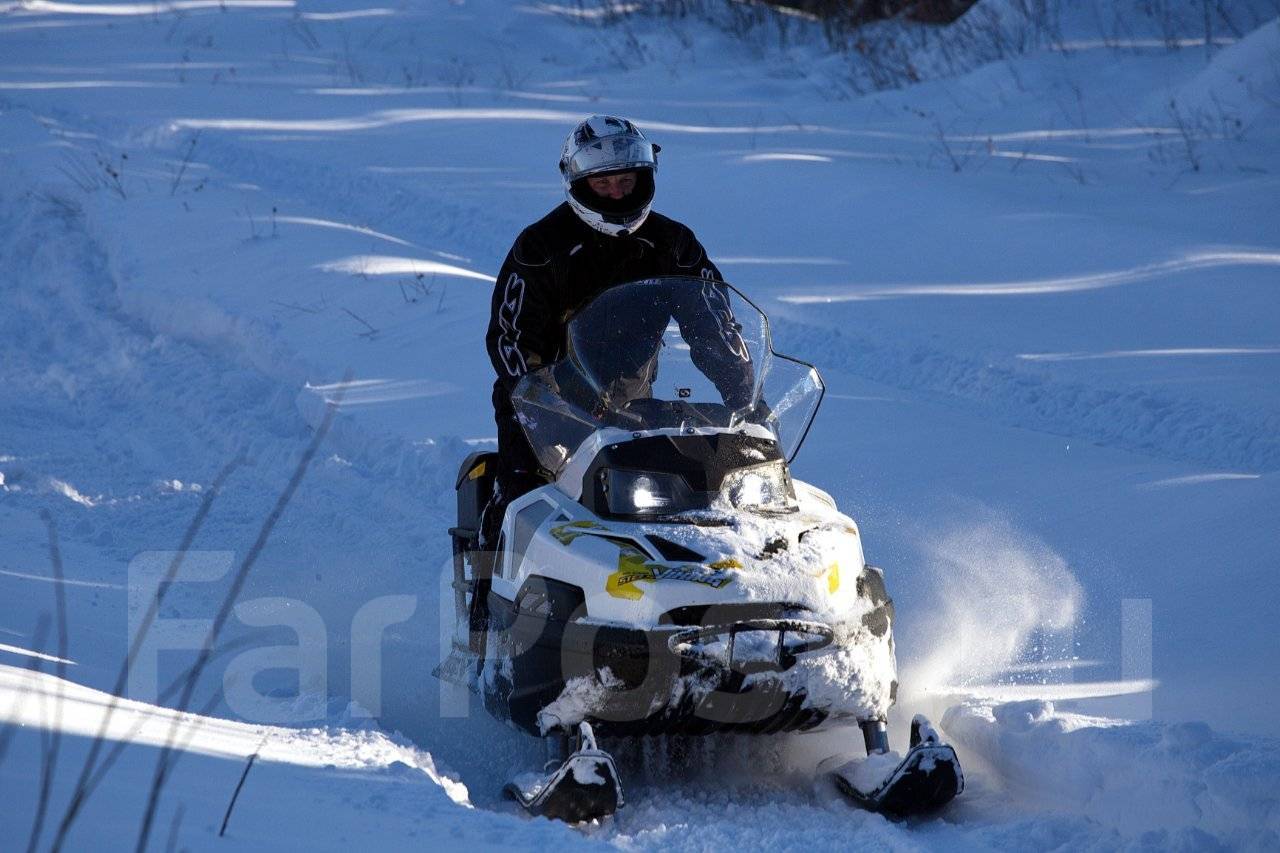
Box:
432;646;479;691
504;723;623;823
831;716;963;816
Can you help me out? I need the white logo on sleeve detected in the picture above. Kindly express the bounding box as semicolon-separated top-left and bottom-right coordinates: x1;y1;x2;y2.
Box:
497;273;528;377
700;282;750;361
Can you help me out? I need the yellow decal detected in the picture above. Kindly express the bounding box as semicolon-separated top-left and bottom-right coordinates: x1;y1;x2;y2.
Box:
827;562;840;595
467;460;488;480
709;558;742;570
605;544;736;600
606;545;653;600
550;520;608;546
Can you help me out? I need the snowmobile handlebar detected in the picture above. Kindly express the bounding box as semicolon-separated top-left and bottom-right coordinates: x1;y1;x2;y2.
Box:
666;618;835;674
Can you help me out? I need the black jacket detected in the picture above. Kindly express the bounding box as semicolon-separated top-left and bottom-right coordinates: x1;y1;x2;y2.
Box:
486;202;731;476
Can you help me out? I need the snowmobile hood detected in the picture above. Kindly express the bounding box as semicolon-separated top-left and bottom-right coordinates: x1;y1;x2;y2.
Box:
531;481;875;629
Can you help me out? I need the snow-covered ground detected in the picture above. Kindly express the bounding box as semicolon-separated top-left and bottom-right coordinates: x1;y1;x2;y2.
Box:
1;0;1278;849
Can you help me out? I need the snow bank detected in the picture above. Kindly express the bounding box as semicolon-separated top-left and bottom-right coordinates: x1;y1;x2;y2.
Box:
945;699;1280;850
0;666;595;851
1164;17;1280;117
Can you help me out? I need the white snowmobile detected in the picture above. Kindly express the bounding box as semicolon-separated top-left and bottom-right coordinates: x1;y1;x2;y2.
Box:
437;276;962;822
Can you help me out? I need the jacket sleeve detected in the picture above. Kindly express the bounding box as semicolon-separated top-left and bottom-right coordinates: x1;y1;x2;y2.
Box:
671;224;723;282
675;280;756;410
486;229;561;475
668;228;754;410
487;230;561;385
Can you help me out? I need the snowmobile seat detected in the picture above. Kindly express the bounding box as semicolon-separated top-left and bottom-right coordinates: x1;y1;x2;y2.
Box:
444;451;499;666
453;451;497;542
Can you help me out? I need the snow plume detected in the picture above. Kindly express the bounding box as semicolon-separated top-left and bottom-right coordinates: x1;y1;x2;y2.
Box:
905;511;1083;698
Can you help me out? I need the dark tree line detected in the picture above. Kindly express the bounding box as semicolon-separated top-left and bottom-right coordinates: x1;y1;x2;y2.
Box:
775;0;979;25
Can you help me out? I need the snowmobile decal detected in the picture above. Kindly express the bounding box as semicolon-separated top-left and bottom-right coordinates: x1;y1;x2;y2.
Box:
549;520;608;546
827;562;840;595
606;543;734;600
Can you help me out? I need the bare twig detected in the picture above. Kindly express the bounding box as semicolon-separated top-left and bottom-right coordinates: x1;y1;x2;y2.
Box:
1203;0;1213;63
930;117;968;172
0;615;51;767
98;152;128;199
1060;161;1088;185
57;152;103;195
168;132;200;196
132;376;349;853
149;689;230;797
401;57;428;88
80;634;262;799
269;299;320;315
342;308;379;338
163;804;184;853
219;738;266;837
1167;98;1203;172
440;56;475;106
288;15;320;50
337;28;364;85
39;192;82;217
52;455;244;853
242;206;260;240
399;272;437;304
26;511;70;853
1009;140;1036;173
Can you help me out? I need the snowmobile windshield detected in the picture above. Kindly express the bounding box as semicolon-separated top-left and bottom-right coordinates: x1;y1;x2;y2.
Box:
512;276;824;476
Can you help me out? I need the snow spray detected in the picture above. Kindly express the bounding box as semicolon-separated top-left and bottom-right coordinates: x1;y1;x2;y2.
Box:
902;510;1084;701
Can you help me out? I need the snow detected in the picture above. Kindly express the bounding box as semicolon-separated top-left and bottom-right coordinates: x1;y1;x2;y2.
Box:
569;758;608;788
943;700;1280;848
907;512;1084;694
0;665;589;851
828;749;903;797
1;0;1278;848
912;714;941;746
537;673;619;736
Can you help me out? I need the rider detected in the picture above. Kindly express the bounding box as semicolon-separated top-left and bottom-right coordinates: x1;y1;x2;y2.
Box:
482;115;742;551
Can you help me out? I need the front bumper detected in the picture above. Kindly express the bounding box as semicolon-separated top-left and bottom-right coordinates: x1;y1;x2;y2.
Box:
485;595;895;737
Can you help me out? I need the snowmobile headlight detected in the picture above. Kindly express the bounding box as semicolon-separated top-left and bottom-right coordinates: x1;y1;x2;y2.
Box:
601;469;695;516
723;462;796;512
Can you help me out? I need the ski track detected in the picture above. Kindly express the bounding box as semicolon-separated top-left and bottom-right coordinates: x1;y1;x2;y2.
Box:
774;318;1280;474
168;128;514;267
0;178;456;717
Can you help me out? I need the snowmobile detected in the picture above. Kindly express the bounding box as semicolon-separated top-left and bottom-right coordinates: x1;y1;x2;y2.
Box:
437;276;962;822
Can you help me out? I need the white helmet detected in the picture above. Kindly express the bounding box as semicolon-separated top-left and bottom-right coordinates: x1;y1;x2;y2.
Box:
559;115;659;237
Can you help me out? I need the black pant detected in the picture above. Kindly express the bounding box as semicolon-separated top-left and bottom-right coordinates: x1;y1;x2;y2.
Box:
481;469;545;549
479;391;547;555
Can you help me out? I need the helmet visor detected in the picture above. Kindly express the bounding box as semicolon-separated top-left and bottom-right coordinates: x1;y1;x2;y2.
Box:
563;136;657;181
